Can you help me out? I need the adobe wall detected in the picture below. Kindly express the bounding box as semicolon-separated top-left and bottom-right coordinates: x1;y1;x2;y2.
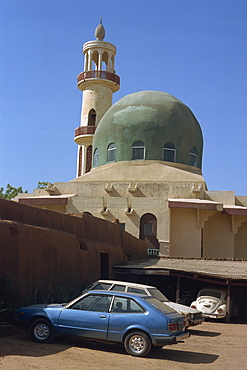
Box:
0;199;147;299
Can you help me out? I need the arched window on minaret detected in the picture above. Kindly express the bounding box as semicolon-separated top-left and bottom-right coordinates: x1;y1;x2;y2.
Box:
88;109;96;126
92;50;99;70
78;146;83;177
86;145;92;173
102;51;108;71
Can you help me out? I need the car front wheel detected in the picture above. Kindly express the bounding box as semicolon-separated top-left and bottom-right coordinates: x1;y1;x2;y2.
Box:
124;331;152;357
30;319;54;343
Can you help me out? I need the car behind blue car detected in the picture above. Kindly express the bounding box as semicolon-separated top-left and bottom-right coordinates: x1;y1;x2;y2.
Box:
16;290;189;356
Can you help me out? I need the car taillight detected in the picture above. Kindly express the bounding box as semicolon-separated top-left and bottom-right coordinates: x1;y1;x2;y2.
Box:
217;308;223;313
168;323;178;331
190;304;196;309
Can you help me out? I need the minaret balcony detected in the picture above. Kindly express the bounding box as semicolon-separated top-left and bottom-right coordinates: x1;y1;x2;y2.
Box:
77;70;120;92
74;126;96;145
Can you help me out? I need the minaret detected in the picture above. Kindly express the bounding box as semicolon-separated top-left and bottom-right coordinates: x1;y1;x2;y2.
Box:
74;20;120;177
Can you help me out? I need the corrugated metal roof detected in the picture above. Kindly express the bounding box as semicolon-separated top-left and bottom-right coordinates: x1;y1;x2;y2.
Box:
114;258;247;280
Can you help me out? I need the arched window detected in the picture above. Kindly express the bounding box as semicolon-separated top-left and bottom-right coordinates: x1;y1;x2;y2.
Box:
107;143;116;162
132;141;145;160
190;147;198;167
92;50;99;70
78;146;83;177
163;143;176;162
88;109;96;126
86;145;92;173
102;51;108;71
93;148;99;167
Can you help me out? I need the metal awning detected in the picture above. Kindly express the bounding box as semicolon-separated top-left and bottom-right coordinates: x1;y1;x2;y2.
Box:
168;199;247;216
114;258;247;285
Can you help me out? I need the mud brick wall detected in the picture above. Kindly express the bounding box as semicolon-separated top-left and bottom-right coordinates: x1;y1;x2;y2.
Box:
0;199;147;299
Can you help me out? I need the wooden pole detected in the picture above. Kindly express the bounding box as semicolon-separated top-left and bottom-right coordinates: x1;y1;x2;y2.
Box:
176;276;181;303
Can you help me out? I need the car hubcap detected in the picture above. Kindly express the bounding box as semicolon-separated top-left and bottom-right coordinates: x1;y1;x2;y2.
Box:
34;324;49;339
130;335;145;353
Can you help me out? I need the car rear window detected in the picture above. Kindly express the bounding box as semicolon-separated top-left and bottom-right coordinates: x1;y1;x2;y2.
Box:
91;283;112;291
198;290;221;299
110;284;126;292
144;297;177;314
146;288;169;302
127;287;147;295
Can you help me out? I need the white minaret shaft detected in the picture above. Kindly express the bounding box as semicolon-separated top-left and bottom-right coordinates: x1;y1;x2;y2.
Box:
74;21;120;177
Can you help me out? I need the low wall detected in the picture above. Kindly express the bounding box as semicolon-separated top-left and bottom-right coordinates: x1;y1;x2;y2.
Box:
0;199;147;300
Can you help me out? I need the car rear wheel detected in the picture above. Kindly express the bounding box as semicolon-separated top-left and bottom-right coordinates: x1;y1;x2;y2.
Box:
124;331;152;357
30;319;54;343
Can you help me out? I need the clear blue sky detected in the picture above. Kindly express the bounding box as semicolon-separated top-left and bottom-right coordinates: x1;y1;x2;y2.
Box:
0;0;246;195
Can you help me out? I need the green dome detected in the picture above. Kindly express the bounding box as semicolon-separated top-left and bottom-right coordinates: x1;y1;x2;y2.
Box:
92;90;203;169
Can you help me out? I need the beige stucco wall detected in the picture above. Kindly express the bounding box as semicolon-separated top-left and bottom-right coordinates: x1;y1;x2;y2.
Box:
205;191;236;205
61;178;204;248
170;208;202;257
235;220;247;258
204;213;235;258
169;207;246;259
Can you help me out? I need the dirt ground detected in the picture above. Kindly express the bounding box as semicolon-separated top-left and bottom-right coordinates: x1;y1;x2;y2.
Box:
0;321;246;370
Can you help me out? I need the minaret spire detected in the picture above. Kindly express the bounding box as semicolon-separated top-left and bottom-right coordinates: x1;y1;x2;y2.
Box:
74;23;120;177
95;18;105;41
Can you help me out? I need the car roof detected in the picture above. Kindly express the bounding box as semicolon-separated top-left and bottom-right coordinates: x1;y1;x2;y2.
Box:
87;289;149;299
96;280;155;289
199;287;226;293
66;289;149;308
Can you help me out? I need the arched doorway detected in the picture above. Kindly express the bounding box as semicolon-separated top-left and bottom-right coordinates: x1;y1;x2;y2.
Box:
139;213;159;249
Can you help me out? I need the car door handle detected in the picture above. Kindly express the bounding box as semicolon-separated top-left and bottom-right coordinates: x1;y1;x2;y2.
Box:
99;315;107;319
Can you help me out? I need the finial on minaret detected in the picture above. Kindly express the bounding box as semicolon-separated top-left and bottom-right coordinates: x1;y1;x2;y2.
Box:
95;18;105;41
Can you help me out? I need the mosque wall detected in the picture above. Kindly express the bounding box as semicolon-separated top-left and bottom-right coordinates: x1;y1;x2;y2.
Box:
169;206;247;259
234;221;247;258
236;196;247;207
169;208;201;257
205;191;236;205
203;213;235;258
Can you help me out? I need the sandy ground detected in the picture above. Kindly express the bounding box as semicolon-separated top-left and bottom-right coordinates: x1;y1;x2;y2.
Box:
0;321;246;370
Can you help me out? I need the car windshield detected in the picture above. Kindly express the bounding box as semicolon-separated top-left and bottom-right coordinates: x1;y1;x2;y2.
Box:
198;290;222;299
146;288;169;302
69;294;112;312
82;282;112;294
144;297;176;314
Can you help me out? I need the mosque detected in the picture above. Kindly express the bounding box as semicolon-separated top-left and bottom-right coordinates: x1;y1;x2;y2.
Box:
17;21;247;260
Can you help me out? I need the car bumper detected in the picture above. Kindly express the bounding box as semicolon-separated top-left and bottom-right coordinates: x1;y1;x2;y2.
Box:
202;313;226;319
153;331;190;346
188;318;205;327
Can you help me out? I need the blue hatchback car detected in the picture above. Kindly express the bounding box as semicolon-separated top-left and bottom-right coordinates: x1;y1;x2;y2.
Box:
16;290;189;356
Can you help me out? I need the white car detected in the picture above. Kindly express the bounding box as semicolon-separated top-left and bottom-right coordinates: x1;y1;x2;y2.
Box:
82;280;204;328
190;287;228;319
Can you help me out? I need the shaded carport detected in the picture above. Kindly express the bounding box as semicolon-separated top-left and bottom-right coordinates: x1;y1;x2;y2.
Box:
113;258;247;322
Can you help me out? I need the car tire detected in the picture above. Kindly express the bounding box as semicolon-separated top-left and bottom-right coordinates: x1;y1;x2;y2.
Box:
30;318;54;343
124;331;152;357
